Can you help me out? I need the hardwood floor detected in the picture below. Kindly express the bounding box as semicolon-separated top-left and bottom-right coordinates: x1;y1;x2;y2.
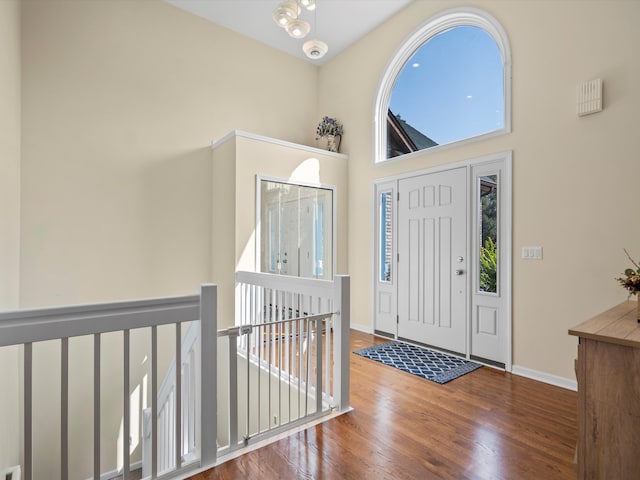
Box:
190;330;577;480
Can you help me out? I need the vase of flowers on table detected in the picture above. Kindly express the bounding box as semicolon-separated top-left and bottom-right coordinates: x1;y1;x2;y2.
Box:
316;116;343;153
615;249;640;322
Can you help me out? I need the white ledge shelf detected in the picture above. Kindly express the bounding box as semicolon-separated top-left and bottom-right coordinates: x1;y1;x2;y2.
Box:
211;130;348;160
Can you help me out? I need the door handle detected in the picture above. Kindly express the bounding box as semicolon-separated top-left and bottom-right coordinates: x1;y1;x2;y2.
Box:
455;269;464;276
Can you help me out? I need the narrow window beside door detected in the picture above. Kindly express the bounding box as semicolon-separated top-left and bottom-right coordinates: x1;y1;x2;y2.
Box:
380;191;393;282
478;175;498;294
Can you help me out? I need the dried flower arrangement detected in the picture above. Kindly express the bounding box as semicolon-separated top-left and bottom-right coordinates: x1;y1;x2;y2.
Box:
316;116;343;138
616;249;640;296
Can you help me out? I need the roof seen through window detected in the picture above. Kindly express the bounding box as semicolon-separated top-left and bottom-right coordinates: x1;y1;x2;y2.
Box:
388;25;504;158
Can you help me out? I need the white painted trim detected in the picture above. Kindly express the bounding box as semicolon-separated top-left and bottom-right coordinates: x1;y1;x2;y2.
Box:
0;295;200;347
351;322;374;334
373;7;512;164
504;154;513;372
211;130;348;160
374;150;512;185
1;466;21;480
370;181;379;336
254;175;338;280
512;365;577;392
87;461;141;480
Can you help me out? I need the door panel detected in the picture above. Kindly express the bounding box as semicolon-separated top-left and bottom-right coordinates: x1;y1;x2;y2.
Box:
280;200;299;276
398;168;467;354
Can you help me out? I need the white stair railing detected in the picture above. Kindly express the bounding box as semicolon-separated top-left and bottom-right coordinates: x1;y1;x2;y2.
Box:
0;284;218;480
235;271;350;412
142;321;199;478
1;273;349;479
220;272;350;456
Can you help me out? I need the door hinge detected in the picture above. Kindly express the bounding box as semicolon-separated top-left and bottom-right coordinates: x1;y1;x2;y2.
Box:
396;314;399;324
397;191;400;201
397;253;399;262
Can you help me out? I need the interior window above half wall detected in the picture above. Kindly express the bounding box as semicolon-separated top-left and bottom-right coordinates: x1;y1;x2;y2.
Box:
258;178;334;280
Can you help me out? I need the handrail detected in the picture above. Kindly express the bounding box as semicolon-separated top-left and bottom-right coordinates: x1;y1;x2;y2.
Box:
217;312;335;337
236;271;335;298
1;273;348;479
0;285;217;480
235;272;349;412
0;295;200;347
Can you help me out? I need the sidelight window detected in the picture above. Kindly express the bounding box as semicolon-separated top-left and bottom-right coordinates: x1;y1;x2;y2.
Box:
478;174;498;294
379;191;393;282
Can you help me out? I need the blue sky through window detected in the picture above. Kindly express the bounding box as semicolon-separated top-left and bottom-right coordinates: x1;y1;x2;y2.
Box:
389;25;504;147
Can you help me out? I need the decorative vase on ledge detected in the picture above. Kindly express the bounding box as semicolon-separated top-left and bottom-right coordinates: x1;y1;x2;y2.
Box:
325;134;341;153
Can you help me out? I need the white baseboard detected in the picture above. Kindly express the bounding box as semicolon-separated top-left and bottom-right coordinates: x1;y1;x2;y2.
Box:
83;461;141;480
511;365;577;391
350;323;373;334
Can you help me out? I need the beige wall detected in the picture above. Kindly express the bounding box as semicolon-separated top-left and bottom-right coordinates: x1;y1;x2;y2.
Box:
318;0;640;381
18;0;319;476
10;0;640;474
0;0;22;470
0;0;21;308
20;0;319;308
212;132;348;328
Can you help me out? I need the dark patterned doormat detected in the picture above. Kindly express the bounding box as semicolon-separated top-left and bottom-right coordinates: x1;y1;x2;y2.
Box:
354;341;482;384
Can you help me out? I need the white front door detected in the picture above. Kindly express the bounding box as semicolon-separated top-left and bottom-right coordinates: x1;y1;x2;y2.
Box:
397;168;467;354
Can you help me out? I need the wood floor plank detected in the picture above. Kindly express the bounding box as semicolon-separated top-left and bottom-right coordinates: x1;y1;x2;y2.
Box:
191;330;577;480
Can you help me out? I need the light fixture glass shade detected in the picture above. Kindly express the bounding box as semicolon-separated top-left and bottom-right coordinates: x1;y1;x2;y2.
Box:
286;18;311;39
301;0;316;10
272;1;299;28
303;39;328;59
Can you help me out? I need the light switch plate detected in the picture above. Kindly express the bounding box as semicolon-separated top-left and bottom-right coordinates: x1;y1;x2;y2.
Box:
522;246;543;260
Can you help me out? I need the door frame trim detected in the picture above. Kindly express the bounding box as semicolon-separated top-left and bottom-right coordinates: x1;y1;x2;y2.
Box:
372;151;512;371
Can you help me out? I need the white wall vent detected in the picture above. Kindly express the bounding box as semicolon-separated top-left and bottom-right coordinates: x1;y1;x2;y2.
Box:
577;78;603;116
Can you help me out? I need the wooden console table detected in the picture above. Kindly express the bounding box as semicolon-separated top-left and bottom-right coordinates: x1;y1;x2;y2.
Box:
569;300;640;480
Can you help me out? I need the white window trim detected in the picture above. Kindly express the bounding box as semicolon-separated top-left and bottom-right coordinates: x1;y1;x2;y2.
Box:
373;7;512;164
255;175;337;279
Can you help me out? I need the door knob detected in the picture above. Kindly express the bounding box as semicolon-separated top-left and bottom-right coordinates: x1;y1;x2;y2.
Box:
455;269;464;276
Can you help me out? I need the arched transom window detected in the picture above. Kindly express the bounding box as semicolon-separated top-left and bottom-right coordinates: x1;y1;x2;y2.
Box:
374;8;511;163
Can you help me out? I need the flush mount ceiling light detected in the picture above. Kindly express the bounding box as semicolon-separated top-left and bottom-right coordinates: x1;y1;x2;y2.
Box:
303;39;328;59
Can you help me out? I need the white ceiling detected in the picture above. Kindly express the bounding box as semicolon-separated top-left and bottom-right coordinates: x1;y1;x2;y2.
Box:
165;0;413;64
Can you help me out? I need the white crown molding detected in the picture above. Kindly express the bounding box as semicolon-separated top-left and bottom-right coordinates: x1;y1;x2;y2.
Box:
211;130;348;160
